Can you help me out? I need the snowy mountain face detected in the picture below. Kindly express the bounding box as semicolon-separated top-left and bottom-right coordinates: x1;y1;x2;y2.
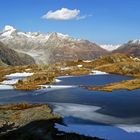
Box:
0;25;108;64
100;44;121;51
1;25;16;38
0;25;74;47
128;39;140;44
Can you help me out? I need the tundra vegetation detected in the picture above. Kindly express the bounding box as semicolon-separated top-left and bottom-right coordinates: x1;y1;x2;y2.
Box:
1;53;140;91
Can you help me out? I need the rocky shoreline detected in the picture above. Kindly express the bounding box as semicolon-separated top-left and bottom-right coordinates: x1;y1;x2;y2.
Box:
0;103;102;140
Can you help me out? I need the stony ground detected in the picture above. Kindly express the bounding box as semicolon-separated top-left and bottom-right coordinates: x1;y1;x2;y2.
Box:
0;103;60;133
0;103;102;140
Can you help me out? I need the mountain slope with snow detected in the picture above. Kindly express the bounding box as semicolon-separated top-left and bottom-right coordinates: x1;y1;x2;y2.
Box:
113;40;140;57
0;25;108;64
100;44;121;51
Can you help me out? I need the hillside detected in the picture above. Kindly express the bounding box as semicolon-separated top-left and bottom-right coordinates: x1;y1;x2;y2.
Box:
93;54;140;76
0;42;35;66
113;40;140;57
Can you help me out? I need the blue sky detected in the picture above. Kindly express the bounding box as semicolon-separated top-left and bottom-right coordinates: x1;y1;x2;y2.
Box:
0;0;140;44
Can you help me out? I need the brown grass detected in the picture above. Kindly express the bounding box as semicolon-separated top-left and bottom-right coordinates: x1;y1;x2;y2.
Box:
1;53;140;92
14;64;92;90
9;112;21;121
87;78;140;92
0;103;42;110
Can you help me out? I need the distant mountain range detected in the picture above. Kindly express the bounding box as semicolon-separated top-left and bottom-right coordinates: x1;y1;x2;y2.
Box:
0;25;140;65
0;25;108;64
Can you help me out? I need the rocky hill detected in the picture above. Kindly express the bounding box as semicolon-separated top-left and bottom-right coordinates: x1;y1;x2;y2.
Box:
92;53;140;76
0;25;108;64
113;40;140;57
0;42;35;66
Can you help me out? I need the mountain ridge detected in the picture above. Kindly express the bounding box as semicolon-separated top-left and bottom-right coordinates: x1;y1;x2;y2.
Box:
113;40;140;57
0;25;108;64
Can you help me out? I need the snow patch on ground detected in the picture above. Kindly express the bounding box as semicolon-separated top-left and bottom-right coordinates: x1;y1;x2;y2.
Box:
90;70;108;75
1;79;19;85
58;75;74;78
0;72;34;90
60;67;71;71
1;72;34;85
83;60;92;63
5;72;33;79
77;65;83;68
25;68;31;71
0;85;14;90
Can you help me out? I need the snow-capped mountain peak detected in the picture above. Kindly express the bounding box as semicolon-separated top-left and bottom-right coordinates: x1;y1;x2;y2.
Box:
3;25;16;32
0;25;74;42
57;32;70;39
1;25;17;38
129;39;140;44
100;44;121;51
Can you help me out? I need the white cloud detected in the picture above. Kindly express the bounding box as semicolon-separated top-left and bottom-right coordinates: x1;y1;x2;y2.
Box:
42;8;89;20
